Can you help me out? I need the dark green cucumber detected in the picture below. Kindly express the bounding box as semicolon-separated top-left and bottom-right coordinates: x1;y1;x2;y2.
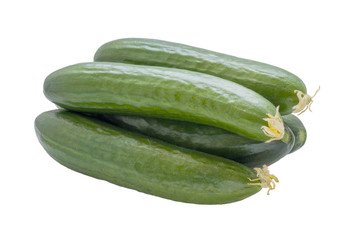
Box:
44;62;282;142
35;110;261;204
282;115;307;153
94;38;306;115
97;114;295;168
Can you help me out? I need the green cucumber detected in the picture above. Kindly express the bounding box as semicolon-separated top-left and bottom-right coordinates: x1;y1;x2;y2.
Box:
44;62;283;142
282;115;307;153
35;110;262;204
94;38;307;115
97;114;295;168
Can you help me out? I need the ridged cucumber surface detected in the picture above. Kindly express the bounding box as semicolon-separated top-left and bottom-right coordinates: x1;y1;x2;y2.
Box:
94;38;306;115
97;114;295;168
282;115;307;153
44;62;280;142
35;110;261;204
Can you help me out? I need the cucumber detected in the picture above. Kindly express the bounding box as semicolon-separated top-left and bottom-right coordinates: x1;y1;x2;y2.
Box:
282;115;307;153
44;62;284;142
97;114;295;168
94;38;307;115
35;110;262;204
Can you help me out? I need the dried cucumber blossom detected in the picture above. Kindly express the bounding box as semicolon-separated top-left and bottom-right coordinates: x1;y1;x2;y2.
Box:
248;165;279;195
261;106;285;142
293;86;320;115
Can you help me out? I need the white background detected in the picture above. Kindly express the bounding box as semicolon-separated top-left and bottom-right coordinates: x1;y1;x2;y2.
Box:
1;0;363;239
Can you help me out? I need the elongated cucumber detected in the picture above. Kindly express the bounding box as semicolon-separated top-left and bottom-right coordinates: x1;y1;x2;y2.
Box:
94;38;307;115
35;110;262;204
44;62;284;142
97;114;295;168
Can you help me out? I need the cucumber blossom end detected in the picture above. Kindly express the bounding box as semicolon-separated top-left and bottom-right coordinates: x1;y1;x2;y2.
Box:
262;106;285;142
248;165;279;195
293;86;320;115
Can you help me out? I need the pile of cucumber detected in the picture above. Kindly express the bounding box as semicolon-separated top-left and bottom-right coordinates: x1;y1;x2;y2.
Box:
35;38;313;204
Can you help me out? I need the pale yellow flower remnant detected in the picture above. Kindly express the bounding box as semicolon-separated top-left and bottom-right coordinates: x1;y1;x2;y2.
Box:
261;106;285;142
293;86;320;115
248;165;279;195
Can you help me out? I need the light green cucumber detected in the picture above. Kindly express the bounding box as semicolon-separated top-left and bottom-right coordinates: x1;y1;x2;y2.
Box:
44;62;283;142
94;38;307;115
35;110;262;204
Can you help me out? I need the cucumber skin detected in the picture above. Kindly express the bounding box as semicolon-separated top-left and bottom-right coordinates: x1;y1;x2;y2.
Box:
44;62;278;142
97;114;295;169
94;38;306;115
282;115;307;153
35;110;261;204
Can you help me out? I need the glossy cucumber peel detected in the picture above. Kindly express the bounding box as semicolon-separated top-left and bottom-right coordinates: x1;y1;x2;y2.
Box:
94;38;307;115
44;62;284;142
35;110;262;204
97;114;295;168
282;115;307;153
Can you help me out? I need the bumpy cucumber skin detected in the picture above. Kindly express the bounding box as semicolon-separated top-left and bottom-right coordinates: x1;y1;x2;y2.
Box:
44;62;278;142
282;115;307;153
35;110;261;204
94;38;306;115
97;114;295;168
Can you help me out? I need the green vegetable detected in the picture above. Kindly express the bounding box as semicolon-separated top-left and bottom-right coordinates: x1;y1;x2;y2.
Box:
94;38;307;115
97;114;295;168
44;62;284;142
282;115;307;153
35;110;263;204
